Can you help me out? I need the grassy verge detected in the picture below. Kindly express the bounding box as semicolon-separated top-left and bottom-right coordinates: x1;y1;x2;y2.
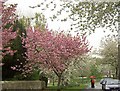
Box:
46;84;88;91
64;84;87;89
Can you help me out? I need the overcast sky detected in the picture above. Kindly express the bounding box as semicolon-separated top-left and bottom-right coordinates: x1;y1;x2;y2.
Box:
5;0;116;51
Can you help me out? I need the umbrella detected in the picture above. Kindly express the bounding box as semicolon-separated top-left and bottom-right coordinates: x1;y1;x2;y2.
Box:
90;76;95;78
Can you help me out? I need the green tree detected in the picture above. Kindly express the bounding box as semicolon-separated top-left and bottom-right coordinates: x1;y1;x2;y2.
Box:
34;13;47;29
99;35;118;78
62;56;90;85
89;64;101;78
19;16;31;28
2;20;27;80
28;1;119;33
19;13;47;30
48;1;118;34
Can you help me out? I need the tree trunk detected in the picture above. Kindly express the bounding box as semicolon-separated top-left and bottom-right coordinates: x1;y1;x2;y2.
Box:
118;44;120;80
115;67;118;78
57;76;61;87
52;77;54;86
57;75;62;91
118;5;120;80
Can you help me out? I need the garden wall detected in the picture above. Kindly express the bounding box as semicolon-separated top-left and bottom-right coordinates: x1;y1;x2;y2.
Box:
1;81;45;90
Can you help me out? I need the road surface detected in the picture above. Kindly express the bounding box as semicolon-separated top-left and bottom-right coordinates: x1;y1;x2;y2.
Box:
86;82;102;91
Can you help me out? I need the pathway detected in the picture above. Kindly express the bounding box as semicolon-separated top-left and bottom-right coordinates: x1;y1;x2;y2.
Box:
86;82;102;91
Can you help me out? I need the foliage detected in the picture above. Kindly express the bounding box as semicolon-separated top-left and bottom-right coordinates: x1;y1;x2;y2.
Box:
1;2;47;80
21;27;91;87
59;1;118;33
30;1;119;34
99;35;118;78
34;13;47;29
0;3;18;80
89;64;102;78
19;13;47;30
2;20;27;80
1;3;28;80
62;56;90;83
1;3;17;56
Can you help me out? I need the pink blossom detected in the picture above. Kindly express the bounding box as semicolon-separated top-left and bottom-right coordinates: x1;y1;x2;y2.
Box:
21;27;91;76
11;66;16;70
1;4;17;56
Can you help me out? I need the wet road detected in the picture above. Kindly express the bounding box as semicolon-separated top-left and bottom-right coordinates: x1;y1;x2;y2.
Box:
86;82;102;91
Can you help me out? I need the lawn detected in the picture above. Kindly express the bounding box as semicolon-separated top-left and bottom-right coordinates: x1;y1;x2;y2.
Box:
46;84;88;91
46;78;89;91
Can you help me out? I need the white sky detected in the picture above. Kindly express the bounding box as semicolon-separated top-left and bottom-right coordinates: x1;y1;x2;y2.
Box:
5;0;116;51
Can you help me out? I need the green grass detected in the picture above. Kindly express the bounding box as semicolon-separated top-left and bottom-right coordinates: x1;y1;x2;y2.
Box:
46;78;90;91
64;84;87;89
46;84;87;91
47;86;58;89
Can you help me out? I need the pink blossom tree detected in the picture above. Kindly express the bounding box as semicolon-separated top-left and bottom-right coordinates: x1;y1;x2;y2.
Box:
0;3;17;56
0;3;17;68
22;27;91;87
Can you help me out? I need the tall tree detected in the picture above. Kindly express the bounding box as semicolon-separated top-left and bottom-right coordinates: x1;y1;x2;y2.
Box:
34;13;47;30
99;35;118;78
2;19;27;80
19;13;47;30
21;27;91;89
63;55;90;82
1;3;27;80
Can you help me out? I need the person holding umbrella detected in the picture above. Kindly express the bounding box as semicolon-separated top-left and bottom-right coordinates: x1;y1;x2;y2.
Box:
90;76;95;88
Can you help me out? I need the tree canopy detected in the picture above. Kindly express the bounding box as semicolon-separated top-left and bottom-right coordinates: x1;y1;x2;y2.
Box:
29;1;119;34
21;27;91;87
99;35;118;78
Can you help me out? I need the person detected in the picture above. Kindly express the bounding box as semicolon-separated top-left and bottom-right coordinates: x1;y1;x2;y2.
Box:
91;78;95;88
